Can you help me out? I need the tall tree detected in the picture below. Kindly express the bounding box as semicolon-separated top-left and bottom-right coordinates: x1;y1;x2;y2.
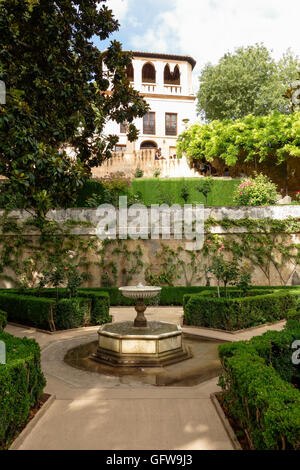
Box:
0;0;148;217
197;44;299;122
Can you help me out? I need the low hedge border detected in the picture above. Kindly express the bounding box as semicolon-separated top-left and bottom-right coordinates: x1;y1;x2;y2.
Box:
0;331;46;449
218;320;300;450
0;291;110;331
183;291;299;331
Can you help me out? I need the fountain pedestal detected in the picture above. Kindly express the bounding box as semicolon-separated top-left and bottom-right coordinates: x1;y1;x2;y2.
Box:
134;298;148;327
92;284;191;368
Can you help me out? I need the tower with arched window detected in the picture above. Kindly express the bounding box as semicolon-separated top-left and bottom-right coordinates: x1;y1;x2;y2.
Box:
102;51;197;158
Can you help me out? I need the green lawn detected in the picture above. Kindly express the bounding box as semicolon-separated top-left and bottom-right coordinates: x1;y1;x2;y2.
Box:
131;178;241;206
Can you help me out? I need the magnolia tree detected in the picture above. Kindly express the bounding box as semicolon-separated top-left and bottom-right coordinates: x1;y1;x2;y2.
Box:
0;0;148;217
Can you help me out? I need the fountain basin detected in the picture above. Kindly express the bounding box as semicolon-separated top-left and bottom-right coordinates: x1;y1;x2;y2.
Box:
119;285;161;299
92;321;191;367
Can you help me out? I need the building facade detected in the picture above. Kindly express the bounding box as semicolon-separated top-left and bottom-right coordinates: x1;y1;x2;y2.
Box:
103;51;197;158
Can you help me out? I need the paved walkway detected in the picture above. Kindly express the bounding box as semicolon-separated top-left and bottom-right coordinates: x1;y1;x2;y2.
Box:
6;307;285;450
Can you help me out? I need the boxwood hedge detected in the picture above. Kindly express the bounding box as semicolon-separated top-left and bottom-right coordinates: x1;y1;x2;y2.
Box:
218;320;300;449
0;290;110;331
0;331;46;449
183;291;298;331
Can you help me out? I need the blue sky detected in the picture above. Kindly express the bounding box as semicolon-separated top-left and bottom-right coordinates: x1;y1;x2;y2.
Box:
94;0;300;91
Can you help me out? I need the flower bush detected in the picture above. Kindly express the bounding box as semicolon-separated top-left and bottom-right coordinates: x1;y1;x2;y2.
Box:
296;191;300;201
233;173;278;206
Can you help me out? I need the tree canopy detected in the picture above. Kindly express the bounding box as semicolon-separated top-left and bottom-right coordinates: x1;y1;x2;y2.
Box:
0;0;148;217
177;111;300;167
197;44;300;122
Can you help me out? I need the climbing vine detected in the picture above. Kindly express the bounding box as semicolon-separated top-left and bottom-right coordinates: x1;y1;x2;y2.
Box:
0;212;298;288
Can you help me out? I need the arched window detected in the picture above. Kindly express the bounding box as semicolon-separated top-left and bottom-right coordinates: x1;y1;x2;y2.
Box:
126;63;134;81
142;63;156;83
140;141;157;149
164;64;180;85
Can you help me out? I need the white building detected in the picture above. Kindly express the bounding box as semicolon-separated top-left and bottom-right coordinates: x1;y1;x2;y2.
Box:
103;51;197;158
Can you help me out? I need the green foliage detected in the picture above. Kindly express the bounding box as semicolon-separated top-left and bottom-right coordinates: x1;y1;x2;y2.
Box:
218;321;300;449
233;173;279;206
0;309;7;330
183;291;297;331
0;330;46;449
197;44;300;121
177;111;300;167
130;178;240;206
0;0;148;217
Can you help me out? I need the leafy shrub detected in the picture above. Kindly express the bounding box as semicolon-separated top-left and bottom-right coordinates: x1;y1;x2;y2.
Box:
218;322;300;449
233;173;279;206
0;331;46;449
183;291;297;330
0;309;7;330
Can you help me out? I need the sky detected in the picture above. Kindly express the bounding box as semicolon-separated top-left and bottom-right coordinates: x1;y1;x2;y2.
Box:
94;0;300;92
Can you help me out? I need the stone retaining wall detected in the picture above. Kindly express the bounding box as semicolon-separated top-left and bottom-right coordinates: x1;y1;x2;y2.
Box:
0;206;299;288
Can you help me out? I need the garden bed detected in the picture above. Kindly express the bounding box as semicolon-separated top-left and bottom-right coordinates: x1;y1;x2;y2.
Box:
217;320;300;450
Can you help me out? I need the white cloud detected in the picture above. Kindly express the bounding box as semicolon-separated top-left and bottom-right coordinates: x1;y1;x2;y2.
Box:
105;0;129;21
131;0;300;78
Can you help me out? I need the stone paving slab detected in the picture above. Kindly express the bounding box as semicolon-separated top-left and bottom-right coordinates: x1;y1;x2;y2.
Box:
16;380;233;450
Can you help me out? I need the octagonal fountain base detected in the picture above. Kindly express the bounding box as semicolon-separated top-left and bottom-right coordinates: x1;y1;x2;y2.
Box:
91;321;191;367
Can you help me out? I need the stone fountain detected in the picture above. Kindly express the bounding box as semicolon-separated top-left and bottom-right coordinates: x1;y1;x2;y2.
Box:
92;283;191;367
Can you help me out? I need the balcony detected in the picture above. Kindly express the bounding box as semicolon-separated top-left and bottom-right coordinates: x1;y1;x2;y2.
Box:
142;82;157;93
164;84;182;94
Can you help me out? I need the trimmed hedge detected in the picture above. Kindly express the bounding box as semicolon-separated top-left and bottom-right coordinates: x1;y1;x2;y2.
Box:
0;310;7;330
218;321;300;450
0;294;55;330
130;177;241;207
183;291;298;331
0;289;110;331
0;331;46;449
